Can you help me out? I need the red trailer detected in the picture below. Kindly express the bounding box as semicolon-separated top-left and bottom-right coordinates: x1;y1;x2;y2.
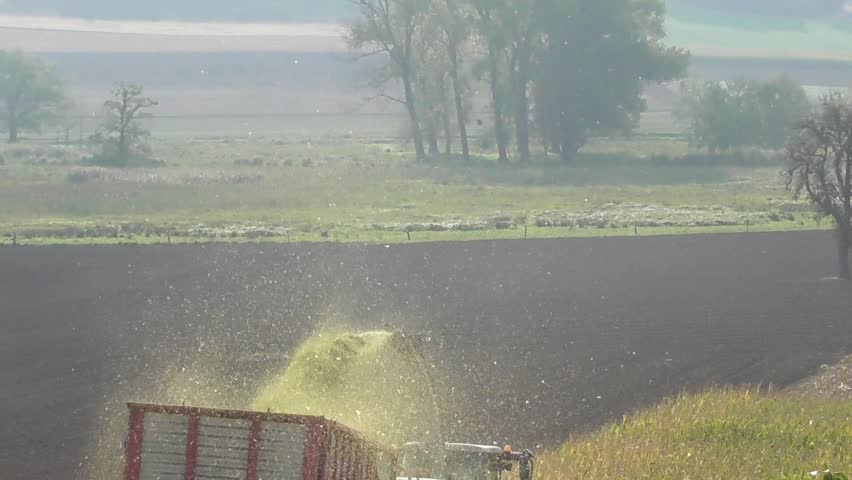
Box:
124;402;396;480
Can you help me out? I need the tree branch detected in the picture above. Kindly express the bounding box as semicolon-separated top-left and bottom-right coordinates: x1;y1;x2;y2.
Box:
366;93;407;105
354;49;388;60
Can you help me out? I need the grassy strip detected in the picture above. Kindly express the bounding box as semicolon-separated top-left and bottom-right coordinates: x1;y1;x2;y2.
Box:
0;221;829;246
536;389;852;479
0;138;818;246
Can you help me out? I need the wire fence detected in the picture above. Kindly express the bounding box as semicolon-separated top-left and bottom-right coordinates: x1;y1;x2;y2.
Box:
0;220;822;247
39;112;414;143
34;110;683;143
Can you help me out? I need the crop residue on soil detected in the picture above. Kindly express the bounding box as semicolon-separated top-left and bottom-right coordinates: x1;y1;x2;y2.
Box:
253;329;456;447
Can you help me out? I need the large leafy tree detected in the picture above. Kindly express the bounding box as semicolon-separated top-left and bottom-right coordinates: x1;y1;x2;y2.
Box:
785;93;852;279
0;51;67;143
413;37;454;156
752;76;812;148
535;0;689;161
349;0;688;163
437;0;473;162
468;0;512;163
675;76;810;152
503;0;539;163
348;0;429;161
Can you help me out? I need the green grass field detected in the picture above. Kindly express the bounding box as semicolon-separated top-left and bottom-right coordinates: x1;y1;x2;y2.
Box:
0;129;824;245
536;388;852;479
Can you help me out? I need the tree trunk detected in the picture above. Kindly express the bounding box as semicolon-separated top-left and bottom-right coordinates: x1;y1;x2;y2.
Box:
401;71;426;162
561;141;579;163
427;123;440;156
447;43;470;162
8;119;17;143
7;105;18;142
551;142;561;154
515;98;530;163
560;123;583;163
487;44;509;163
839;226;851;280
443;114;453;157
119;130;128;166
514;45;531;164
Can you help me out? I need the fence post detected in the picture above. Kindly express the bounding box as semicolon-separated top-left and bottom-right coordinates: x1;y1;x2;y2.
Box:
407;231;411;241
634;224;638;237
524;225;528;239
167;232;171;245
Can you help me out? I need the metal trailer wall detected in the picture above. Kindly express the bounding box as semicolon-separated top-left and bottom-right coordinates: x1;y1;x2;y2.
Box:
124;403;394;480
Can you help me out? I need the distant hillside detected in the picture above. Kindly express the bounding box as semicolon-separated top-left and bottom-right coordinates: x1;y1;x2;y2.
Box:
1;0;848;23
670;0;849;19
0;0;355;22
668;0;851;34
2;0;851;62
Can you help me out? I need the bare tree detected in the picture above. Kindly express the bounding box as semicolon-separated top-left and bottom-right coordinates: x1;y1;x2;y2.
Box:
442;0;471;162
506;0;538;164
348;0;428;161
471;0;511;163
413;7;459;159
785;93;852;279
102;83;157;166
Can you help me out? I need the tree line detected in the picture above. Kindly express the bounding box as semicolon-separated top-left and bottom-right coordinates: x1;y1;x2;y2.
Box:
347;0;690;163
1;41;851;277
675;75;811;152
0;50;157;166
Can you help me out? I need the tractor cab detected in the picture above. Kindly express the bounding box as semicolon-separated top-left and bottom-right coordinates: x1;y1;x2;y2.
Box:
396;442;534;480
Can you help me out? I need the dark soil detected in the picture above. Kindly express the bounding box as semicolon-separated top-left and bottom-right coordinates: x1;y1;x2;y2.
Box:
1;231;850;479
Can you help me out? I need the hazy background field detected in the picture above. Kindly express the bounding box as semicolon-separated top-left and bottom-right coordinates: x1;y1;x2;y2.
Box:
2;3;852;480
1;0;850;135
0;0;850;243
2;4;850;243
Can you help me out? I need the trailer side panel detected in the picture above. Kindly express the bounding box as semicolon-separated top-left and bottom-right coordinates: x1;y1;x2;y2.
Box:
125;403;393;480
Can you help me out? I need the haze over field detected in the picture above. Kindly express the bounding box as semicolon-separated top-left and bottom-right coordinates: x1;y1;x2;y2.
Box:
0;0;850;21
1;1;851;60
1;0;852;479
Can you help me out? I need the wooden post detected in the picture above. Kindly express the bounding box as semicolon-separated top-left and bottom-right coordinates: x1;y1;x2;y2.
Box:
407;231;411;241
124;407;145;480
634;224;638;236
524;225;528;239
183;413;200;480
245;416;262;480
167;233;171;245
